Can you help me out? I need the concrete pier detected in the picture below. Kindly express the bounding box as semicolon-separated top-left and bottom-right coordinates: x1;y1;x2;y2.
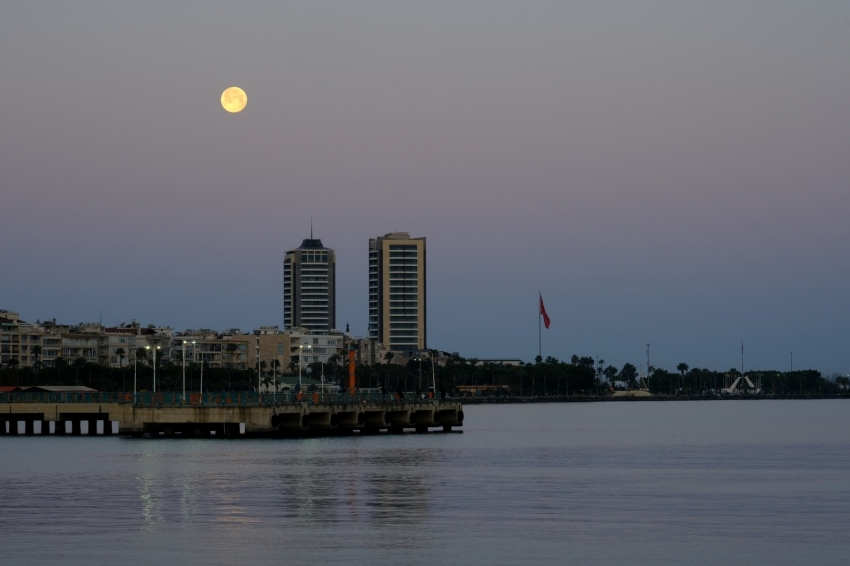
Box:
0;398;464;437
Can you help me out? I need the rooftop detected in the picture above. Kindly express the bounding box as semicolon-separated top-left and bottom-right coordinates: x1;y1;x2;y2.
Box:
297;238;330;250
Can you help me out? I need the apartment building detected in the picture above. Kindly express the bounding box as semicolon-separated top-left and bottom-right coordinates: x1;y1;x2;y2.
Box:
17;321;44;368
254;326;290;376
1;309;386;376
287;328;345;369
1;312;68;369
170;327;293;374
61;328;100;365
0;311;21;366
283;237;336;333
368;232;427;354
98;328;136;368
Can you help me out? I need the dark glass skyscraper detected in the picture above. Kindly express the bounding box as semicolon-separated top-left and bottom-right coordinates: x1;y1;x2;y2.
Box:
283;238;336;332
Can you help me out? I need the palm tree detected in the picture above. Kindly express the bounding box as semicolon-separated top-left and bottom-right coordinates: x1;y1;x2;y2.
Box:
53;356;66;380
135;348;148;391
115;347;126;393
226;343;238;368
620;363;637;389
31;345;43;381
72;357;86;386
384;351;395;364
226;343;238;390
676;363;689;393
604;365;618;389
597;359;606;394
7;358;20;386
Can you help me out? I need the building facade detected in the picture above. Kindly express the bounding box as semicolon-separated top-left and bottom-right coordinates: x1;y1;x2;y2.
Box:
0;311;21;367
283;238;336;332
2;309;403;382
368;232;426;354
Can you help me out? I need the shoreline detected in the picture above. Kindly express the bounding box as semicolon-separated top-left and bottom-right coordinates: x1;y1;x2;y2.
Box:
458;393;850;404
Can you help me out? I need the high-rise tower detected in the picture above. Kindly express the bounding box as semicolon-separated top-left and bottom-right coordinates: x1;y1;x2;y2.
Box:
368;232;426;353
283;237;336;332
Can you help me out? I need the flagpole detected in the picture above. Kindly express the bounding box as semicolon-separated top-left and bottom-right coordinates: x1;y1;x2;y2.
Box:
538;293;542;361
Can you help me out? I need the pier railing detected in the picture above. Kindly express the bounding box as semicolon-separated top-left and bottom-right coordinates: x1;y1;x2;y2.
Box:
0;391;450;407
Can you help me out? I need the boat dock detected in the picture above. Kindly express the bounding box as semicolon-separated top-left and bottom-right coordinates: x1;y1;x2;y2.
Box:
0;392;464;437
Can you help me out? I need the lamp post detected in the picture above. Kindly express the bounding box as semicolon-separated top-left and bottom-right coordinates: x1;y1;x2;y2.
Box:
415;357;422;390
430;350;437;395
182;340;195;400
298;344;311;390
146;344;161;392
133;352;137;397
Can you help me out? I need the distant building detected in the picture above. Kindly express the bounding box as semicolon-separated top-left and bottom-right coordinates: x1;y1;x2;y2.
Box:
1;308;397;377
476;359;524;367
368;232;426;354
283;237;336;333
0;311;21;366
287;328;344;365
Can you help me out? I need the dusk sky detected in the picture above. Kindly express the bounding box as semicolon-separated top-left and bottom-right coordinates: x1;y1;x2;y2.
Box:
2;1;848;374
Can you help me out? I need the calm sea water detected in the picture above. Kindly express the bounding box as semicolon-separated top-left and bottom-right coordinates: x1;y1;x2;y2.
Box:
1;401;848;566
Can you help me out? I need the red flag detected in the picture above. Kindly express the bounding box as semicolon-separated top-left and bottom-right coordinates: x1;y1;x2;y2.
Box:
539;293;551;329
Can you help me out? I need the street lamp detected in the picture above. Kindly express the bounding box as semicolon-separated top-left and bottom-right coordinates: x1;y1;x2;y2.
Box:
146;343;161;392
298;344;311;390
182;340;195;400
430;350;437;397
415;357;423;390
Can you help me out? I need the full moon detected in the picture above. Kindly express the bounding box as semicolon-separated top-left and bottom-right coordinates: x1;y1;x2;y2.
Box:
221;87;247;113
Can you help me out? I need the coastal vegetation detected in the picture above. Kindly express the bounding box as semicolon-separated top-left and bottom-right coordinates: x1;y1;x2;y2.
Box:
0;354;845;397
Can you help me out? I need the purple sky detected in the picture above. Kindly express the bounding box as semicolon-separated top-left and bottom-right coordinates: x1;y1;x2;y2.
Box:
2;1;848;374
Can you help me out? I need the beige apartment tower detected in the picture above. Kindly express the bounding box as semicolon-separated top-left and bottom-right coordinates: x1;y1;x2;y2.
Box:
368;232;426;353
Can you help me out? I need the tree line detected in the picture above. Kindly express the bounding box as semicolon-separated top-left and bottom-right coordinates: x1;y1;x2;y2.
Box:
2;351;846;397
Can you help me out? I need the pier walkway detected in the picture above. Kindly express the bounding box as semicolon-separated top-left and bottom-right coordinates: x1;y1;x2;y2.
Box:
0;391;464;437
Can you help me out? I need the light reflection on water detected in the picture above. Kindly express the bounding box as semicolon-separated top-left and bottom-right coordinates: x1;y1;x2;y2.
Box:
0;401;849;566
